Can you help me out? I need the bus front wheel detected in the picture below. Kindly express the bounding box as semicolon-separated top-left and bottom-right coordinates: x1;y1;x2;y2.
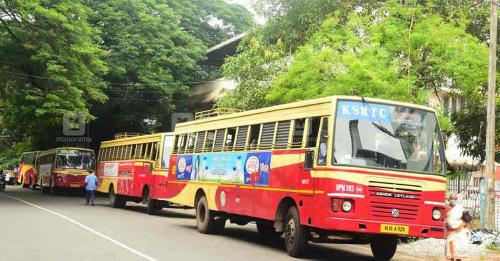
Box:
109;186;125;208
370;235;397;260
284;206;309;257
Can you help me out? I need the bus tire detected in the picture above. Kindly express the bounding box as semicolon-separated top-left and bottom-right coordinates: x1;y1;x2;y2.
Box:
109;186;125;208
146;199;159;215
284;206;309;257
257;222;282;241
196;196;216;234
370;235;397;260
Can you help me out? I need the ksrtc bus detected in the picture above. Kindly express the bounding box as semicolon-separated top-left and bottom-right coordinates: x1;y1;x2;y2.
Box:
163;96;446;260
96;133;174;214
18;151;40;189
37;147;95;194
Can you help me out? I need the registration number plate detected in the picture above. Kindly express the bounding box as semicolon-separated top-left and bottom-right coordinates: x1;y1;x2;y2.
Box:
380;224;409;235
70;184;80;188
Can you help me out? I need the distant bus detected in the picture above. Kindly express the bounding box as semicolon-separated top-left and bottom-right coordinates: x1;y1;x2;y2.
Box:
96;133;174;214
37;147;95;194
163;96;447;260
18;151;40;189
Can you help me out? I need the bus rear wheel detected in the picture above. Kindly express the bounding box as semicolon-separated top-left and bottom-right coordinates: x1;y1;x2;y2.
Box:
370;235;397;260
284;206;309;257
109;186;125;208
196;196;225;234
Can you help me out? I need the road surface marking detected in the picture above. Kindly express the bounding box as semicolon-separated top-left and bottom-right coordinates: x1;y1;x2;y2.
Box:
0;194;157;261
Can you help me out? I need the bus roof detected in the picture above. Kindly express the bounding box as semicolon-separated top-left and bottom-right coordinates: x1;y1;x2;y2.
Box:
100;132;173;148
175;96;436;133
38;147;94;157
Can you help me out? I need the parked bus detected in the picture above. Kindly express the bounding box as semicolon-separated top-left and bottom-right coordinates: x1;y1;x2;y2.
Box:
18;151;40;189
37;147;95;194
96;133;174;214
163;96;446;260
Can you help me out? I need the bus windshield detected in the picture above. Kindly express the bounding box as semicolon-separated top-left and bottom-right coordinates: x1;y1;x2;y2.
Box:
57;149;94;170
333;100;445;175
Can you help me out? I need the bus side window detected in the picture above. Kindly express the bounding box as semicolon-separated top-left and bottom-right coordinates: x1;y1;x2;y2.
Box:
213;129;226;152
131;145;136;159
234;126;248;151
306;117;321;148
248;124;261;150
195;131;206;153
225;127;237;150
275;121;291;149
259;122;276;150
151;142;158;161
186;133;196;153
291;119;306;148
316;117;329;166
205;130;215;152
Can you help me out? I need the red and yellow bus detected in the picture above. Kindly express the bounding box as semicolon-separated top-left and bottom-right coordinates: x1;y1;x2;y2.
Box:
37;147;95;194
18;151;40;189
96;133;174;214
162;96;447;260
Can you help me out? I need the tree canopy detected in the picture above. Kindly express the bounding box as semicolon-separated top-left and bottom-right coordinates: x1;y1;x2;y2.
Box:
219;0;498;163
0;0;254;163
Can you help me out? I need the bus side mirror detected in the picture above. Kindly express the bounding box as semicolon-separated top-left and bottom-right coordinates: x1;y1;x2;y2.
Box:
304;151;314;170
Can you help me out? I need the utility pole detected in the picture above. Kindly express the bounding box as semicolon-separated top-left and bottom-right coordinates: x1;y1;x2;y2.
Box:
485;0;498;230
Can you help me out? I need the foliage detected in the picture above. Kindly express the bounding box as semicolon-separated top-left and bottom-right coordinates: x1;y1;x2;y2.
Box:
0;140;31;169
452;101;500;162
266;2;488;106
0;0;108;148
168;0;254;47
217;35;288;109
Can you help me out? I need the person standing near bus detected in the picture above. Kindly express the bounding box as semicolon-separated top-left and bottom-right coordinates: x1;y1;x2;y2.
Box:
85;172;98;206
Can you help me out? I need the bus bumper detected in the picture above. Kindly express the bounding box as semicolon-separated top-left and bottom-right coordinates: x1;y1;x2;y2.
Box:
324;217;445;239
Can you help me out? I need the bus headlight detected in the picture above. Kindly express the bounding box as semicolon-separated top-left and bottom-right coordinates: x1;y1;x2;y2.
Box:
432;208;441;220
342;200;353;212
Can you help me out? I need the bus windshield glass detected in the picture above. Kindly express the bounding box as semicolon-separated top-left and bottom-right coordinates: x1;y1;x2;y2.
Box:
57;149;94;170
333;100;445;175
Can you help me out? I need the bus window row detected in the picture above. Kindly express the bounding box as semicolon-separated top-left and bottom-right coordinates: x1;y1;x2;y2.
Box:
172;116;329;157
99;142;159;162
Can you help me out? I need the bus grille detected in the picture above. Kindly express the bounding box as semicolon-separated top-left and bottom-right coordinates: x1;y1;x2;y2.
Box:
368;180;422;220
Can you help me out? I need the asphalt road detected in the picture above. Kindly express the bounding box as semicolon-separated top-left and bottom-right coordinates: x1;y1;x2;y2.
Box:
0;186;424;261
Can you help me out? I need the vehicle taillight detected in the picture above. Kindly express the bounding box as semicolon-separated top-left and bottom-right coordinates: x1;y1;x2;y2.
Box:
342;200;353;212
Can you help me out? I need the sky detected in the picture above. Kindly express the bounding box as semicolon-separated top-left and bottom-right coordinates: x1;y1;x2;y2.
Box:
225;0;267;25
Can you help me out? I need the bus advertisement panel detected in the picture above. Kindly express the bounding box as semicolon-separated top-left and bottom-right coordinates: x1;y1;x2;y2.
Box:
161;96;446;260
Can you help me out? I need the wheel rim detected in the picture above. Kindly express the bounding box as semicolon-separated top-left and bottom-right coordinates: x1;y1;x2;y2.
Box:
285;218;296;246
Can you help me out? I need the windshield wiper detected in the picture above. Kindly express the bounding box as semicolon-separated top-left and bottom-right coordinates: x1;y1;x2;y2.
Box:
372;122;397;138
361;97;397;138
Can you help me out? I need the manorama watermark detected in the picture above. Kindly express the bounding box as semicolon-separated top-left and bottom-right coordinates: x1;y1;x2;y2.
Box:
56;113;92;144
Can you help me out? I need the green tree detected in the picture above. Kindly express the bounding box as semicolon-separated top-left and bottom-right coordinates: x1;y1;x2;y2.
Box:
0;0;107;149
168;0;254;47
267;2;488;107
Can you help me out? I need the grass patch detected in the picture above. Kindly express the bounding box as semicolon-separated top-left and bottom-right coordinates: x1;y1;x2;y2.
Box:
485;243;499;251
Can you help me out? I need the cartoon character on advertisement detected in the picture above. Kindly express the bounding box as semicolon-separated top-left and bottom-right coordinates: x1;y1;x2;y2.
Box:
244;152;271;186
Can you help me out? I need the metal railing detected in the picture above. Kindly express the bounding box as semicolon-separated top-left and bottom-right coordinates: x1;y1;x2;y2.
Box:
114;132;142;139
195;108;243;120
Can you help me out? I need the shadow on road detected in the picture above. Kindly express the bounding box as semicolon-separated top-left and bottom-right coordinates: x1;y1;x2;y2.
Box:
122;205;195;219
176;224;378;261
